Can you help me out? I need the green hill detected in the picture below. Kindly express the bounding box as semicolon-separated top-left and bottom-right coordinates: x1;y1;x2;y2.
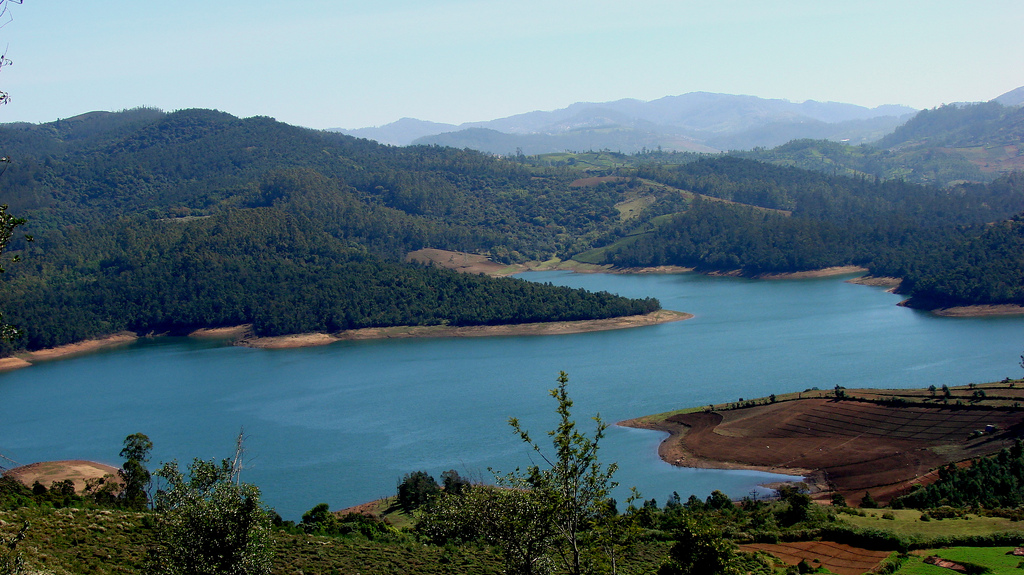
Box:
0;110;661;353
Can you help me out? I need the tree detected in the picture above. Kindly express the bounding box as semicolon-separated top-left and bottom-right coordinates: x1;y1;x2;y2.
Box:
657;518;735;575
119;432;153;510
150;448;272;575
396;470;440;511
0;0;29;343
503;371;621;575
419;485;555;575
300;503;337;535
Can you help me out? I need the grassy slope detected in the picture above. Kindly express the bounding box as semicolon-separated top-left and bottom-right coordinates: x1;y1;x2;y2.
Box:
897;547;1024;575
0;505;671;575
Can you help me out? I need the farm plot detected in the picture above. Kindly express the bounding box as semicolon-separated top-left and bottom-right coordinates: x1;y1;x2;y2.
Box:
662;398;1024;503
740;541;892;575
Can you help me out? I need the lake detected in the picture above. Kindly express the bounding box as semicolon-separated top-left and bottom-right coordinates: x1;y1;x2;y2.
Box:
2;271;1022;519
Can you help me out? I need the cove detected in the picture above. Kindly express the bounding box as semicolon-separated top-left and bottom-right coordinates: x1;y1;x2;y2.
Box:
2;271;1023;520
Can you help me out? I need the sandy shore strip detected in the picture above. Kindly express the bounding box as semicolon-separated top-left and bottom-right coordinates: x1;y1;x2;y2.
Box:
927;304;1024;317
14;332;139;365
755;265;868;280
241;309;693;349
846;275;901;288
0;357;32;372
188;325;254;339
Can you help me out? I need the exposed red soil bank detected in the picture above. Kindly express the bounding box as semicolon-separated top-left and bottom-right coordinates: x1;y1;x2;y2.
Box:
622;396;1024;504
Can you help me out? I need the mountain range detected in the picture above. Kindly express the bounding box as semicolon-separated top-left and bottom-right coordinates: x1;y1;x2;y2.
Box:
336;92;918;154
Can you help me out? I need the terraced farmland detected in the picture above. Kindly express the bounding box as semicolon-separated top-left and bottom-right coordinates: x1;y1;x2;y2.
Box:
740;541;893;575
627;385;1024;503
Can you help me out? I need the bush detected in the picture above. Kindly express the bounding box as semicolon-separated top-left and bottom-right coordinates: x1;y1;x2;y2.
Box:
396;471;441;511
150;457;273;575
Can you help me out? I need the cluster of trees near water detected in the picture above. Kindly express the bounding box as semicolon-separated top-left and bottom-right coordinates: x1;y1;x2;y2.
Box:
892;440;1024;510
0;110;658;353
595;157;1024;307
3;105;1024;353
0;205;656;352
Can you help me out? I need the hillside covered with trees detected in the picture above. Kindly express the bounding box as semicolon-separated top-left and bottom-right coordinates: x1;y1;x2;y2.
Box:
0;109;660;353
3;106;1024;354
567;156;1024;308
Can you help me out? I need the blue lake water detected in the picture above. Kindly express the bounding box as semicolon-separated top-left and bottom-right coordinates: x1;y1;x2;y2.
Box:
2;271;1023;519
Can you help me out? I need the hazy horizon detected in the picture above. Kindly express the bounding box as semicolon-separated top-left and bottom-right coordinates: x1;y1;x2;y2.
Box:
1;1;1021;130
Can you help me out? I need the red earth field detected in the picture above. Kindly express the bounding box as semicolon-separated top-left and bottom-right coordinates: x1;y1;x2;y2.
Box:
624;387;1024;504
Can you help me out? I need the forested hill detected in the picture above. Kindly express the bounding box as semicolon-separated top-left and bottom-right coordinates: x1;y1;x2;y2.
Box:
737;101;1024;187
572;156;1024;307
3;107;1024;353
0;109;660;353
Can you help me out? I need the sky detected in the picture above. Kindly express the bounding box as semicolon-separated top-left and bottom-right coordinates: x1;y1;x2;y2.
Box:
0;0;1022;130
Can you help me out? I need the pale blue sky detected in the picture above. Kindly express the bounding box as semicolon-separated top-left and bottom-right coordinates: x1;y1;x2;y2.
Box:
1;0;1022;130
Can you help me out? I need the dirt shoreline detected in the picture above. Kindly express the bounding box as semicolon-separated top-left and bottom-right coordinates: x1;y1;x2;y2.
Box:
617;415;814;480
240;309;693;349
0;332;139;372
0;310;692;363
619;386;1024;504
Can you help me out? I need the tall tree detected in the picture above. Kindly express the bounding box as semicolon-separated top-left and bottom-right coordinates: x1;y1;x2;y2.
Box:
150;447;272;575
118;432;153;510
504;371;621;575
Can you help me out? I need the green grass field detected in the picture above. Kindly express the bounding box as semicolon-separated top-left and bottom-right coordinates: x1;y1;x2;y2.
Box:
896;547;1024;575
842;509;1023;538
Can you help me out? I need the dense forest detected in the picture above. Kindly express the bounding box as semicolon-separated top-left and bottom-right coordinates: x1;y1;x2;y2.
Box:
0;109;658;353
579;157;1024;307
2;105;1024;354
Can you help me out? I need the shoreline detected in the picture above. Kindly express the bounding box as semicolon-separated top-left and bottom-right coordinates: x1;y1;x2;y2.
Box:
909;302;1024;318
0;310;693;365
239;309;693;349
0;332;139;372
616;415;813;479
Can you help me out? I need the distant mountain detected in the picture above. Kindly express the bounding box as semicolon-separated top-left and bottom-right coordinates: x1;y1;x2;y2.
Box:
994;86;1024;107
738;96;1024;187
333;117;457;146
875;101;1024;150
337;92;916;153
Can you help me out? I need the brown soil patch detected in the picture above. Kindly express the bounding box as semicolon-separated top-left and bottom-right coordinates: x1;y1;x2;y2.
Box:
622;397;1024;504
22;332;137;361
740;541;892;575
846;275;902;289
755;266;868;280
928;304;1024;317
0;357;32;372
4;460;120;494
240;310;693;349
241;332;341;349
189;325;253;339
569;176;628;187
405;248;522;276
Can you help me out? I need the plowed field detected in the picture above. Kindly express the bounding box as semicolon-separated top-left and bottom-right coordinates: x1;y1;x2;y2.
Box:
740;541;892;575
625;395;1024;504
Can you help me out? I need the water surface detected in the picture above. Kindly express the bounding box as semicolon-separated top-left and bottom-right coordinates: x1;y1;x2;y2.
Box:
2;271;1021;518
